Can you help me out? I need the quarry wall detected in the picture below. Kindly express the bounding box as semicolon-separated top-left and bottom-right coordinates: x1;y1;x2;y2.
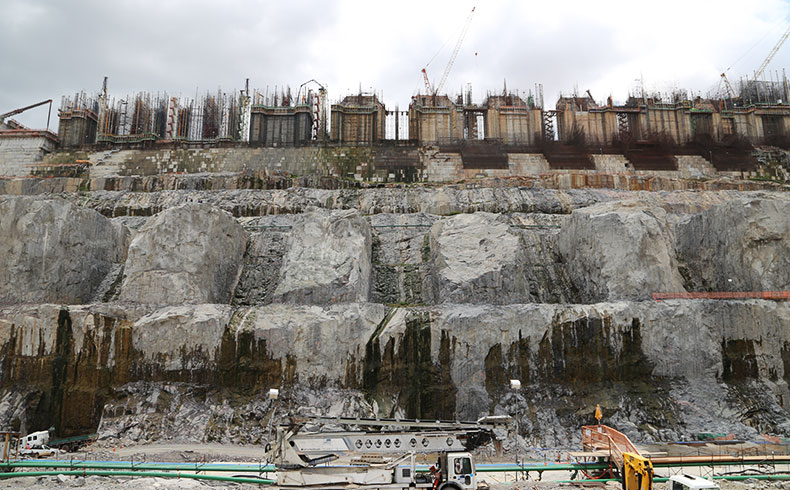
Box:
0;188;789;446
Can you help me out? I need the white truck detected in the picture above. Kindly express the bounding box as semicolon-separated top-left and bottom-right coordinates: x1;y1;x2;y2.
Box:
267;416;510;490
17;429;63;458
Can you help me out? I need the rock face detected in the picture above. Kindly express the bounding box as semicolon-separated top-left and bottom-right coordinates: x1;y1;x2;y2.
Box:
559;201;686;302
0;197;128;305
1;185;790;446
273;210;372;303
119;204;246;305
3;300;790;444
430;213;527;304
676;198;790;292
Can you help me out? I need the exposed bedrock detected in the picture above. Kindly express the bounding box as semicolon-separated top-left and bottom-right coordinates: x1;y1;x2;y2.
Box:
676;198;790;292
272;209;372;303
44;187;783;218
1;301;790;444
0;197;129;305
559;201;686;302
1;190;790;446
119;203;246;305
428;212;574;304
430;213;523;304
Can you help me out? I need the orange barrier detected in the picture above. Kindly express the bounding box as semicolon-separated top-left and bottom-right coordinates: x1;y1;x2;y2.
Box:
652;291;790;301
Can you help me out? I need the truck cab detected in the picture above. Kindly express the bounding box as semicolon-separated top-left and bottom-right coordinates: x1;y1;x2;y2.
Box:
438;451;477;490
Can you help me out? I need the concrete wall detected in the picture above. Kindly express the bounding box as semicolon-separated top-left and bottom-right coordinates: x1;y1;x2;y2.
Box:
14;144;761;186
557;103;790;146
249;110;312;147
409;106;463;144
330;96;386;144
0;133;57;177
486;108;542;145
58;111;97;147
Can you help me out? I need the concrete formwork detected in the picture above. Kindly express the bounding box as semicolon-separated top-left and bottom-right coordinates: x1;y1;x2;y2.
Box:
58;109;98;147
555;96;790;146
331;95;386;145
249;105;312;147
484;95;542;145
408;95;464;144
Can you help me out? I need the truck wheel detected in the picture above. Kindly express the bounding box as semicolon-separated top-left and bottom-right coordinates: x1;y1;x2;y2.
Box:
438;483;462;490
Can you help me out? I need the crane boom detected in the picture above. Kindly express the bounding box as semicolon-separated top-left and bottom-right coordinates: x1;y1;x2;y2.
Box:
720;72;737;99
435;6;475;95
754;24;790;80
0;99;52;122
421;68;433;95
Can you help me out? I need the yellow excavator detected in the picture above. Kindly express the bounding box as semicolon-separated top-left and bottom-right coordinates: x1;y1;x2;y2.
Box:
622;452;654;490
583;406;654;490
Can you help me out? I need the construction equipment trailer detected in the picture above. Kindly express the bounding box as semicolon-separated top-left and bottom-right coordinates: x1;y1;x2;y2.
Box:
265;415;510;490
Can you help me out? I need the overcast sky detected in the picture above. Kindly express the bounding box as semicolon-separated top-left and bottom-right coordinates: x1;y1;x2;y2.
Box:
2;0;789;130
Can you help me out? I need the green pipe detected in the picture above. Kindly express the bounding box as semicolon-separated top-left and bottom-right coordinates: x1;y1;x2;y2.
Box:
0;470;274;485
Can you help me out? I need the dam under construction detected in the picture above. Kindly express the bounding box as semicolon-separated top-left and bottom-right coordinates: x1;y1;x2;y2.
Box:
2;71;790;490
2;73;790;185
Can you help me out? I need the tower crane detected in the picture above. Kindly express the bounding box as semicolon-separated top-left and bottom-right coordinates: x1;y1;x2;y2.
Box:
421;6;476;96
753;23;790;80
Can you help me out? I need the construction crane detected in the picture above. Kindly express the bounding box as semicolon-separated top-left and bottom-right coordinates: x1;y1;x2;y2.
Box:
0;99;53;130
753;23;790;80
719;72;737;99
421;6;476;96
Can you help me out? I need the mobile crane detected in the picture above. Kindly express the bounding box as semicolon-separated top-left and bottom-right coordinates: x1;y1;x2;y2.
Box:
265;415;510;490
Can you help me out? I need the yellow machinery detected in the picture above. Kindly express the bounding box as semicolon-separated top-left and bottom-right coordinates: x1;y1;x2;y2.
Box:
623;452;654;490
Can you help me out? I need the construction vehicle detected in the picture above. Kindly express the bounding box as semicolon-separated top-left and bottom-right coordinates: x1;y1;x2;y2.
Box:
19;443;63;459
574;424;720;490
16;428;97;454
266;415;509;490
48;432;98;452
622;452;654;490
18;429;50;449
573;424;667;490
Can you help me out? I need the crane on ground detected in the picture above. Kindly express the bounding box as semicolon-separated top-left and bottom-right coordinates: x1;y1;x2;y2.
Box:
421;6;475;97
